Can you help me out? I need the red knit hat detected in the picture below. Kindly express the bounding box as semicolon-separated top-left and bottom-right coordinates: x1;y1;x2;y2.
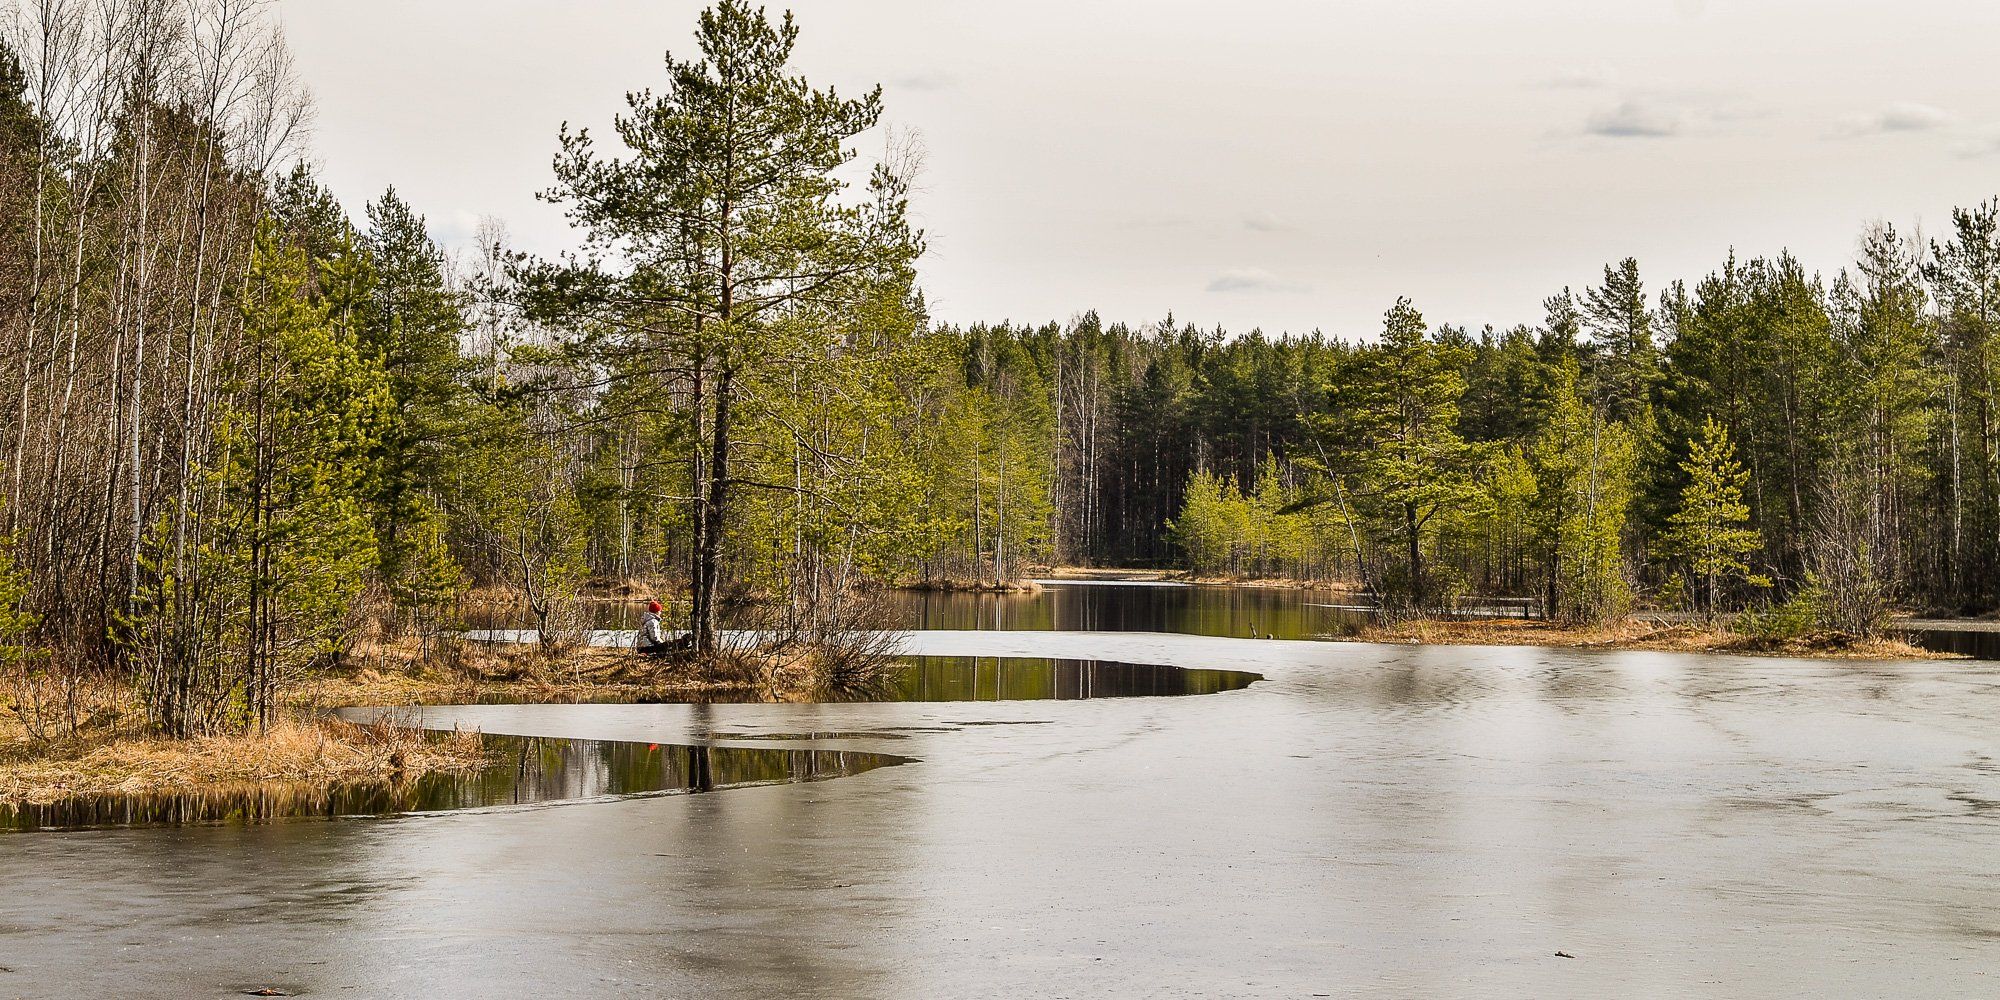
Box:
647;600;662;613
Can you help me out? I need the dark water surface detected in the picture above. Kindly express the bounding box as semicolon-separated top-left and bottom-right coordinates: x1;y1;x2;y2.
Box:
877;654;1258;700
1898;625;2000;659
471;578;1374;640
885;579;1367;639
483;577;1997;656
893;580;1997;658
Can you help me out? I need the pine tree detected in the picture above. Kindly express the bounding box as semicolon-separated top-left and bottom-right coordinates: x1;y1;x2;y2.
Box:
1525;360;1634;624
1337;299;1486;610
360;188;473;619
1926;202;2000;602
269;164;358;281
230;227;385;729
1170;469;1241;576
1665;417;1763;618
530;0;921;654
133;224;386;736
1581;258;1660;421
1538;287;1584;362
1832;223;1935;595
1760;256;1841;569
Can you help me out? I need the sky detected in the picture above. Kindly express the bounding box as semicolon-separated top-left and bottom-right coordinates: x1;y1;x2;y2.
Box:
275;0;2000;340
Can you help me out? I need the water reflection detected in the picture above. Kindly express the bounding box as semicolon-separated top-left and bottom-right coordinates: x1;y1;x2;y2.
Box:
893;583;1991;659
886;583;1370;639
5;655;1257;831
470;581;1994;658
1894;627;2000;660
0;735;907;833
466;582;1369;640
865;656;1260;701
446;653;1264;705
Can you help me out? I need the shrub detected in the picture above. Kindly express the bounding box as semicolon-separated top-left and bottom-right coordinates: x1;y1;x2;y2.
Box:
1733;577;1831;644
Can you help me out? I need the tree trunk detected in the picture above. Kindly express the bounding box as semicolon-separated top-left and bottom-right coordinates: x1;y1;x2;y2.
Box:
1404;502;1423;611
693;366;732;654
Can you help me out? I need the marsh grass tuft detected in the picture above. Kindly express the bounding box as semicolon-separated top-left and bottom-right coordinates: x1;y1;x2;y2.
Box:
0;712;489;807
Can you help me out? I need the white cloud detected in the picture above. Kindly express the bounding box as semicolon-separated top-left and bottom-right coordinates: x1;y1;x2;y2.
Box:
1577;89;1764;139
1585;100;1685;138
431;208;482;246
1951;129;2000;159
1206;267;1310;294
1243;211;1294;233
1840;102;1951;135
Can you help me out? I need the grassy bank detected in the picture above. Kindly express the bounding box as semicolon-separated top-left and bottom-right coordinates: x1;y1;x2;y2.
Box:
0;715;489;807
2;634;891;807
294;638;779;710
1351;618;1952;660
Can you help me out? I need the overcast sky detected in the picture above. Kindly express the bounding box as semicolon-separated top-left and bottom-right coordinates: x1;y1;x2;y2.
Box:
275;0;2000;339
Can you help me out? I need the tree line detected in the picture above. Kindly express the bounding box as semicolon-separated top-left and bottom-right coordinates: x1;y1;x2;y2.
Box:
0;0;1099;737
958;221;1999;630
0;0;1993;740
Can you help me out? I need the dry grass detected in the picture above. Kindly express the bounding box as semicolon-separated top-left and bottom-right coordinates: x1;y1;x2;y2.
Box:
1350;617;1953;661
0;715;489;806
0;583;895;807
299;636;780;710
0;634;784;806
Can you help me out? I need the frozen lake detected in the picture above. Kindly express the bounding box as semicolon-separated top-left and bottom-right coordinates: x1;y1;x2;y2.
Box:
4;626;2000;996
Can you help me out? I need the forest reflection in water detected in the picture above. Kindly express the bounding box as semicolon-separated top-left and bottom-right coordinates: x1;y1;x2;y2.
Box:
885;582;1374;640
465;580;1374;641
888;582;1992;658
0;735;906;833
3;654;1256;831
868;655;1259;701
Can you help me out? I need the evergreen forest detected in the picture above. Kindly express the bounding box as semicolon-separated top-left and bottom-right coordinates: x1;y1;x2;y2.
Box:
1;0;1995;735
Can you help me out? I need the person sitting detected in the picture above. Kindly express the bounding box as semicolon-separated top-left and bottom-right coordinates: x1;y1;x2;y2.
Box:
637;599;669;655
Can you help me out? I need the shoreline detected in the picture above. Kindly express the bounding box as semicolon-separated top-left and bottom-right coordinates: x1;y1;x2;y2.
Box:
1034;567;1973;660
1034;566;1358;590
0;609;1962;808
1343;618;1954;661
0;715;491;808
1;641;840;810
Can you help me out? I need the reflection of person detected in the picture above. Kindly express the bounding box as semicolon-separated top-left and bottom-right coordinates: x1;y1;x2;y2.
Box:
637;600;668;654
